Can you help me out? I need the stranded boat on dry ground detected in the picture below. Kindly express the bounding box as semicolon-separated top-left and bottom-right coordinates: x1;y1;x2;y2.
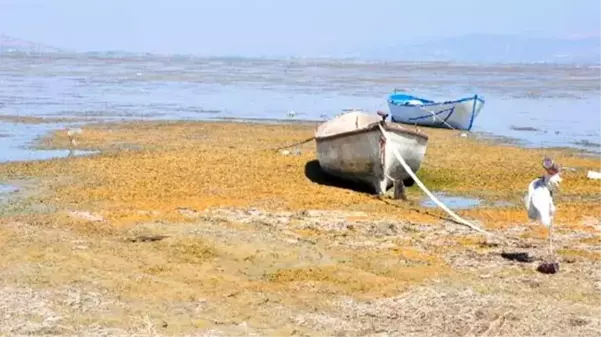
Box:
314;110;429;197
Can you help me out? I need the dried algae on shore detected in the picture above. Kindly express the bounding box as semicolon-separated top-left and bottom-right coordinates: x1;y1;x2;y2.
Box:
0;119;599;336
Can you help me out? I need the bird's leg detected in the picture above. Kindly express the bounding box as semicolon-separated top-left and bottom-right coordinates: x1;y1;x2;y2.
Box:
68;135;76;148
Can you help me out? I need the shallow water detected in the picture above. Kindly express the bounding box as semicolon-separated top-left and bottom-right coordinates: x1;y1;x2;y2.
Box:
0;149;98;163
421;193;482;210
0;53;599;163
0;183;19;203
0;183;19;194
0;121;99;163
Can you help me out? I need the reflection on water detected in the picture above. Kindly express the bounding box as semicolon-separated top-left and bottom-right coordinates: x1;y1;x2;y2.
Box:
0;53;600;163
0;184;19;194
0;121;99;163
0;183;19;204
0;148;98;163
421;193;482;210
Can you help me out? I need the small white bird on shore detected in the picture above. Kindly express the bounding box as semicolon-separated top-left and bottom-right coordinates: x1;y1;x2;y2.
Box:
587;170;601;180
66;127;83;147
524;157;562;256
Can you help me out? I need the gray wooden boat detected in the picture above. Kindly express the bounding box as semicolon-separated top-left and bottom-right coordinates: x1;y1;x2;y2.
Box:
315;110;429;195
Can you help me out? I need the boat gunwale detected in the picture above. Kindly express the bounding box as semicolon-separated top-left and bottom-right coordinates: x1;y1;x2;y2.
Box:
314;121;429;142
388;94;486;108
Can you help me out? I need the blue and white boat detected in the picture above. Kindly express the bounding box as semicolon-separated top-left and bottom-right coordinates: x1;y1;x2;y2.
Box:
387;91;485;131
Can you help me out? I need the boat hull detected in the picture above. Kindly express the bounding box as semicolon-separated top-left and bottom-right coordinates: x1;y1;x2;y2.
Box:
315;111;428;194
388;95;485;131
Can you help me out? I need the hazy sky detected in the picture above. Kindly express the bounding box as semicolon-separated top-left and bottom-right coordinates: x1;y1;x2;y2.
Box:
0;0;599;55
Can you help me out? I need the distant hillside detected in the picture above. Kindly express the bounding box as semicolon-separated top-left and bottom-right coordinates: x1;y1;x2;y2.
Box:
0;34;65;54
363;35;601;64
2;33;599;65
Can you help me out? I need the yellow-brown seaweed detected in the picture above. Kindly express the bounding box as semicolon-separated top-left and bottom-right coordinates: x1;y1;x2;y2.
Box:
0;119;599;336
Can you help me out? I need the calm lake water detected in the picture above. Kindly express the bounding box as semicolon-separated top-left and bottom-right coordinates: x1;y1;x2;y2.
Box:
0;54;599;163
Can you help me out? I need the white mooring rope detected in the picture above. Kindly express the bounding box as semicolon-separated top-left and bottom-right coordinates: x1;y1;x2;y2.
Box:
377;123;490;234
415;105;458;131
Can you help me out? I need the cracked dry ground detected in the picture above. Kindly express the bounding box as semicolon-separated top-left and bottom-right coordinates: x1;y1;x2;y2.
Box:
0;120;599;336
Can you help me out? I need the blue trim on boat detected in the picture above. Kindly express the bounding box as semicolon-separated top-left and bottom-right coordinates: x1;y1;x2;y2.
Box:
442;106;456;124
388;91;485;130
407;107;454;121
391;108;455;128
388;92;485;108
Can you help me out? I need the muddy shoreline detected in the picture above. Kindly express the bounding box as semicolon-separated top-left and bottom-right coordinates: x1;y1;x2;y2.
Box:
0;119;599;336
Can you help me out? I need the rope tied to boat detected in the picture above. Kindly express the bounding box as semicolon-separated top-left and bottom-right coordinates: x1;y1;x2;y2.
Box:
414;106;458;131
376;123;490;235
270;136;315;151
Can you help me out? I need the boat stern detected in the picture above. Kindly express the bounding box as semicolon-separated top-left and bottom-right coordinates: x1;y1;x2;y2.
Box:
381;125;429;184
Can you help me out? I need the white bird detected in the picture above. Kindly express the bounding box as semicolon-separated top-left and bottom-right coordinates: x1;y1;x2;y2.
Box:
524;157;562;256
587;170;601;180
66;127;83;147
